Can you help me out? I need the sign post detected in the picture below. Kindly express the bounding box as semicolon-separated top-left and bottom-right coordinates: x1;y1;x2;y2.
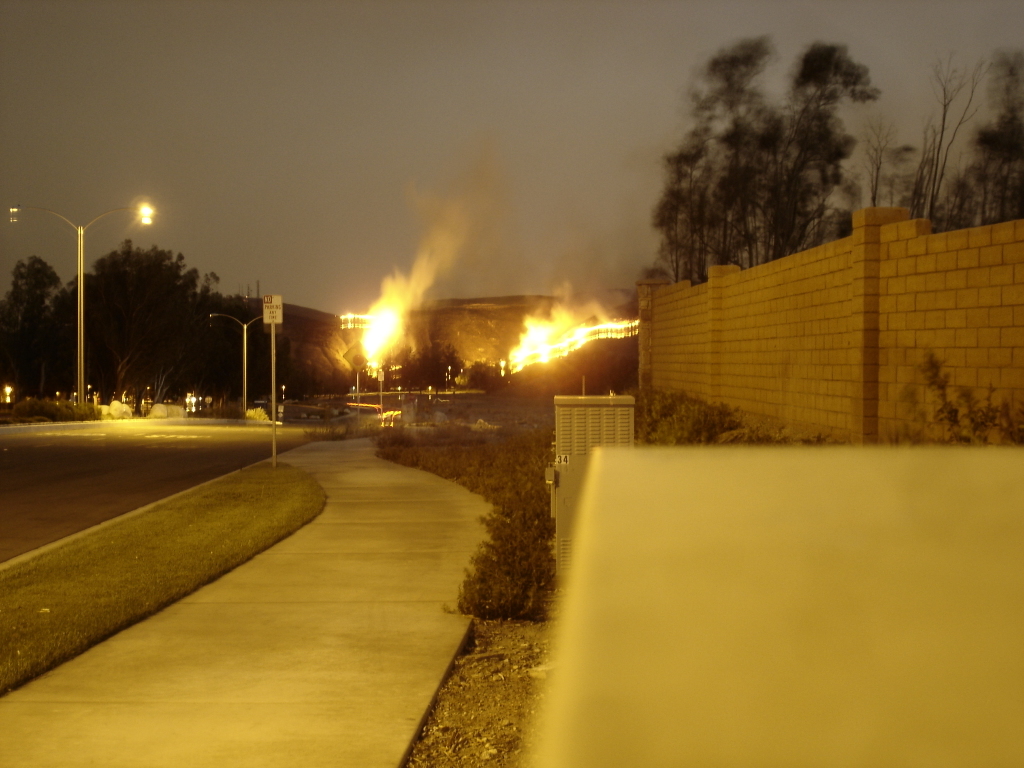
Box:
263;295;283;467
343;342;368;430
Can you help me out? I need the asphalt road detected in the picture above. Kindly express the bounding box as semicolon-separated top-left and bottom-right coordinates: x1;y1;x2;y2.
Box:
0;421;310;563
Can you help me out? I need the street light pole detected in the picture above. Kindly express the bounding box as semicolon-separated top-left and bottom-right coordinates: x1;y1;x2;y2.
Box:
9;203;154;405
210;314;260;416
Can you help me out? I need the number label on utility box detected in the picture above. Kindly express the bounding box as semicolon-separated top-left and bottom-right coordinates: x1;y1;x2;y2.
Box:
555;455;570;465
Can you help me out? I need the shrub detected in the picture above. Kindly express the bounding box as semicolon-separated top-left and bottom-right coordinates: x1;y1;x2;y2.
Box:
12;398;100;423
635;388;742;444
920;352;1001;444
916;352;1022;445
376;426;554;621
634;388;836;444
999;401;1024;445
245;407;269;422
459;361;505;392
304;410;349;441
304;422;347;440
71;403;101;421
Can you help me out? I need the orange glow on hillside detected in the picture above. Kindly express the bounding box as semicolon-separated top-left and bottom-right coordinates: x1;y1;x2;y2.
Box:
338;313;374;329
339;311;400;368
508;304;638;373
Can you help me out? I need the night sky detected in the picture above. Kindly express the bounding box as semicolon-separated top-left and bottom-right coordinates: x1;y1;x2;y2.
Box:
1;0;1018;315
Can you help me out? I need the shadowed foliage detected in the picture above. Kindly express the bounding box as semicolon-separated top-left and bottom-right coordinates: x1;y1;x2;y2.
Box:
0;256;62;397
376;426;554;621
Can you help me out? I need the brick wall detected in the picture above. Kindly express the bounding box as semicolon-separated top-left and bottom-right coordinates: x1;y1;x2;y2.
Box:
878;215;1024;441
642;208;1024;443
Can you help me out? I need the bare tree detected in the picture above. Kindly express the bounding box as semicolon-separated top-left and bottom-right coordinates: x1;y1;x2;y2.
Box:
882;143;917;207
862;116;897;206
909;55;987;224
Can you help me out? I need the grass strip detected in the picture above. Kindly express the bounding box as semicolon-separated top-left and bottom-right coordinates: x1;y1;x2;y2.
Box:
0;461;325;695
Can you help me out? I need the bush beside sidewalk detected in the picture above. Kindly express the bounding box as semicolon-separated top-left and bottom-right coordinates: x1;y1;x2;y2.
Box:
377;427;556;622
373;394;827;624
0;462;325;696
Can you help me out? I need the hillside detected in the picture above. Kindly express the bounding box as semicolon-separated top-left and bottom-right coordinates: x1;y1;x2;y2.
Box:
244;292;636;396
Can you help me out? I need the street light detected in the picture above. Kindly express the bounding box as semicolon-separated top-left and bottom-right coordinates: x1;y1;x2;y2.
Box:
210;314;260;416
8;203;154;405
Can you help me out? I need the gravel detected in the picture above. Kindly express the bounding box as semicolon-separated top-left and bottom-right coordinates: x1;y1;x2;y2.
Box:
405;619;552;768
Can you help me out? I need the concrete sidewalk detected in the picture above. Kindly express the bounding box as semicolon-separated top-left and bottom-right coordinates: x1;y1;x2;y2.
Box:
0;439;489;767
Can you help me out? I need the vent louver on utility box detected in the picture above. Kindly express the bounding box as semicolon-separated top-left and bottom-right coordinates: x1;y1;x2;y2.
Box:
549;396;634;576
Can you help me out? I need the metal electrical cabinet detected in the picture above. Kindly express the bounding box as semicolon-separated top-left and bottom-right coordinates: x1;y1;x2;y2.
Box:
546;395;635;575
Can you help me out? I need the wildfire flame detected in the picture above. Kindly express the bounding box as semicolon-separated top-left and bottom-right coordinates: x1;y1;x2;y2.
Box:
508;303;638;373
340;148;513;368
339;191;470;367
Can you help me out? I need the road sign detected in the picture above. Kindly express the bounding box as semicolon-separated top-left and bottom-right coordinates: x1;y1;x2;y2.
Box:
344;341;368;369
262;294;283;324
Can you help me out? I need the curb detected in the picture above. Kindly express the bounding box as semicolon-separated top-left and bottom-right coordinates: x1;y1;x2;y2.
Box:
0;421;102;435
0;449;299;575
0;419;283;435
397;617;476;768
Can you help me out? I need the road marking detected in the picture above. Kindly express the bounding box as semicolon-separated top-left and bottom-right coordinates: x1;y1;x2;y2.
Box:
143;434;212;440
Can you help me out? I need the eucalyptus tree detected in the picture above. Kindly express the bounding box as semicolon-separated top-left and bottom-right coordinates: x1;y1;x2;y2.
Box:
652;37;878;282
970;50;1024;225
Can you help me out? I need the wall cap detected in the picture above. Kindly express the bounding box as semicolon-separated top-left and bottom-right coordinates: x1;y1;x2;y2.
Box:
707;264;741;279
853;207;910;228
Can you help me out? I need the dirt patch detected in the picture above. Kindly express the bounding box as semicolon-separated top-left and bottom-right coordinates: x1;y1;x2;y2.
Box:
430;393;555;431
405;619;552;767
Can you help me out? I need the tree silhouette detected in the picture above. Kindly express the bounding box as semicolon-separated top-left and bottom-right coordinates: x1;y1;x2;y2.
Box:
0;256;62;396
652;37;877;282
85;241;218;408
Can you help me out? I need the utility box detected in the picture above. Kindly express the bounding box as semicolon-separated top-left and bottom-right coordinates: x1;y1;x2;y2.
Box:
548;395;634;575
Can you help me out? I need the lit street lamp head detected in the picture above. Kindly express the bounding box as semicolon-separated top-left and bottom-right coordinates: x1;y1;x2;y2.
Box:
139;204;154;225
